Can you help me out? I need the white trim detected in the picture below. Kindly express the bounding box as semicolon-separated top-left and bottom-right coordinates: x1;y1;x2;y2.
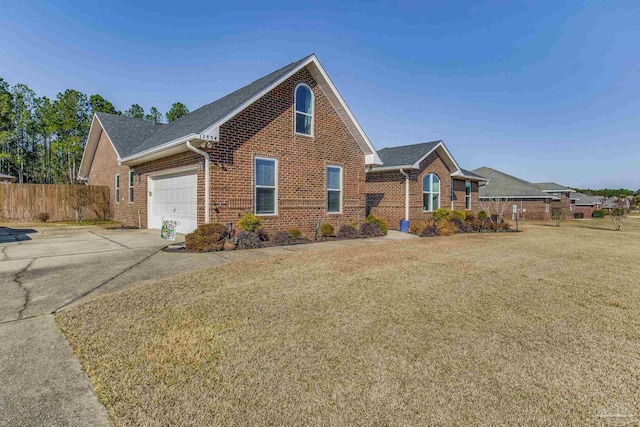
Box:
119;133;199;164
128;169;134;204
186;140;210;224
146;164;199;178
326;165;342;214
294;83;314;137
114;173;120;204
78;114;123;179
400;168;410;221
254;156;278;216
479;195;560;200
422;173;441;212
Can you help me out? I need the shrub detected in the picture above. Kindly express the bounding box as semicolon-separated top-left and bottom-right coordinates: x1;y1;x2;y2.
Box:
360;222;382;237
289;228;302;239
271;231;295;245
185;223;227;252
477;210;489;221
437;219;457;236
470;218;483;231
451;210;467;221
420;225;439;237
592;210;606;218
365;214;388;235
464;211;475;222
256;228;270;242
319;223;334;237
409;221;429;234
500;220;511;231
36;212;50;222
610;207;628;231
432;208;450;221
337;224;359;239
451;217;473;233
235;231;264;249
238;212;262;232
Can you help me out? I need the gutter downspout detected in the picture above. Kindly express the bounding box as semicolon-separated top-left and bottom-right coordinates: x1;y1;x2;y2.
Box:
399;168;410;221
186;140;210;224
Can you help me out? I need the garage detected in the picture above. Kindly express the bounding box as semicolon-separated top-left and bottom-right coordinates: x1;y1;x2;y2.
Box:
147;171;198;234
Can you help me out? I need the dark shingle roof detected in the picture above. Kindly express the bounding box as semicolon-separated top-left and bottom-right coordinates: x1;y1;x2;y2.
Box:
460;168;487;180
95;113;165;158
374;141;441;168
571;192;602;206
473;167;558;199
106;54;314;158
532;182;573;192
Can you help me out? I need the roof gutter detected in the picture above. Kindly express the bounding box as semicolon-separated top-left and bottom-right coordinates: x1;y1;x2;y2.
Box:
399;168;410;221
186;140;210;224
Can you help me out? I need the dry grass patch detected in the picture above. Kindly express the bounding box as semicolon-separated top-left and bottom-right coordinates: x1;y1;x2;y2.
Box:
57;218;640;426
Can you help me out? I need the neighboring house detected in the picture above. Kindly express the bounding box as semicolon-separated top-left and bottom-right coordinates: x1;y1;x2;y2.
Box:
0;173;17;184
472;167;559;221
570;192;603;217
79;54;381;234
532;182;574;213
365;141;487;229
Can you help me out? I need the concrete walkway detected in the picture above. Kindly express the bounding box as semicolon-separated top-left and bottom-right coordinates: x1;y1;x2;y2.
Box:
0;226;415;426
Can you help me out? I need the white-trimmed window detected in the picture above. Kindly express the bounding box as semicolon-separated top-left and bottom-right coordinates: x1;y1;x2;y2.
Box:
294;84;313;136
128;170;134;203
327;165;342;214
465;180;471;210
115;174;120;203
545;203;550;213
423;173;440;211
255;157;277;215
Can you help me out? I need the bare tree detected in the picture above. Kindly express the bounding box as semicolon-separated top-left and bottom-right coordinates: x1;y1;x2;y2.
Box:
479;197;514;223
610;199;629;231
550;200;566;226
63;185;92;222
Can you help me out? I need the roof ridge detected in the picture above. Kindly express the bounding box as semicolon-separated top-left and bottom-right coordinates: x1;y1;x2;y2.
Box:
377;140;442;152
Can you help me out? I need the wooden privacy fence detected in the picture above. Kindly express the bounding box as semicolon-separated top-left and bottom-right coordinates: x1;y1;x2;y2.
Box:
0;184;110;222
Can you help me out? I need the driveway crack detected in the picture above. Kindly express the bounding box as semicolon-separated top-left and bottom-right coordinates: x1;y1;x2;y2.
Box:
15;259;35;320
89;230;130;249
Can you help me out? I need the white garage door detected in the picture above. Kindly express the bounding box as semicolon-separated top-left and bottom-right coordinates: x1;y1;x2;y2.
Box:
148;171;198;234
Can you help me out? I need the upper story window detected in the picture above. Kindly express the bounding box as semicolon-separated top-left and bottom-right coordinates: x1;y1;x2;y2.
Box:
295;84;313;136
465;180;471;210
422;173;440;212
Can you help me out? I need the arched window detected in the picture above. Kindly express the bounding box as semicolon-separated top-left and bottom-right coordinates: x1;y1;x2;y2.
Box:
423;173;440;211
294;84;313;136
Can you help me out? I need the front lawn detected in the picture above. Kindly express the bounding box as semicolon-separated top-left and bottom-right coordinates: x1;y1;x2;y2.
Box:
57;219;640;426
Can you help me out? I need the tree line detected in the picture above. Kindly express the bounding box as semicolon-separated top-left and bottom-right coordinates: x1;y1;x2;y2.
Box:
0;77;189;184
574;188;639;198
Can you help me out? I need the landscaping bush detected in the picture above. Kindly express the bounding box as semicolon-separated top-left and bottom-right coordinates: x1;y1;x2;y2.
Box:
477;210;488;221
359;222;382;237
592;210;606;218
451;210;467;221
500;220;512;231
470;218;483;231
234;231;264;249
409;220;429;235
238;212;262;232
185;223;228;252
337;224;359;239
289;228;302;239
451;217;473;233
319;223;334;238
437;219;457;236
256;229;270;242
271;231;295;245
432;208;450;221
36;212;50;222
365;214;388;235
464;211;475;222
420;225;439;237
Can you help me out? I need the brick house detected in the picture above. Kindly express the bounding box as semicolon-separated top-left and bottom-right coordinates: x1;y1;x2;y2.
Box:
365;141;488;229
570;192;603;217
472;167;559;221
78;54;381;235
532;182;574;215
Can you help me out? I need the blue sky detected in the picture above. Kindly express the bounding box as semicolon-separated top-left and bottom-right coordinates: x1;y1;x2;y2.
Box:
1;0;638;189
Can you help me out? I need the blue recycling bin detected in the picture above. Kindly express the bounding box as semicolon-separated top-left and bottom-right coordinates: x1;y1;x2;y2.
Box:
399;220;409;232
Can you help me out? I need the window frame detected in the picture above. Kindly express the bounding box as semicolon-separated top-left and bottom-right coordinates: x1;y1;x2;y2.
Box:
422;173;440;212
115;174;120;204
254;156;278;216
294;83;314;137
465;180;471;210
128;170;134;203
326;165;343;214
545;203;550;213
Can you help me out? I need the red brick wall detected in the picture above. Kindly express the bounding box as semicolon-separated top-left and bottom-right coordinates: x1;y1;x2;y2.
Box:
574;205;596;217
482;198;553;221
365;151;480;229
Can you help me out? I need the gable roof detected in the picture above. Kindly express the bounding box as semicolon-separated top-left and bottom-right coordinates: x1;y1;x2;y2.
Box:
375;141;441;168
570;191;602;206
532;182;573;192
473;167;559;199
79;54;381;177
